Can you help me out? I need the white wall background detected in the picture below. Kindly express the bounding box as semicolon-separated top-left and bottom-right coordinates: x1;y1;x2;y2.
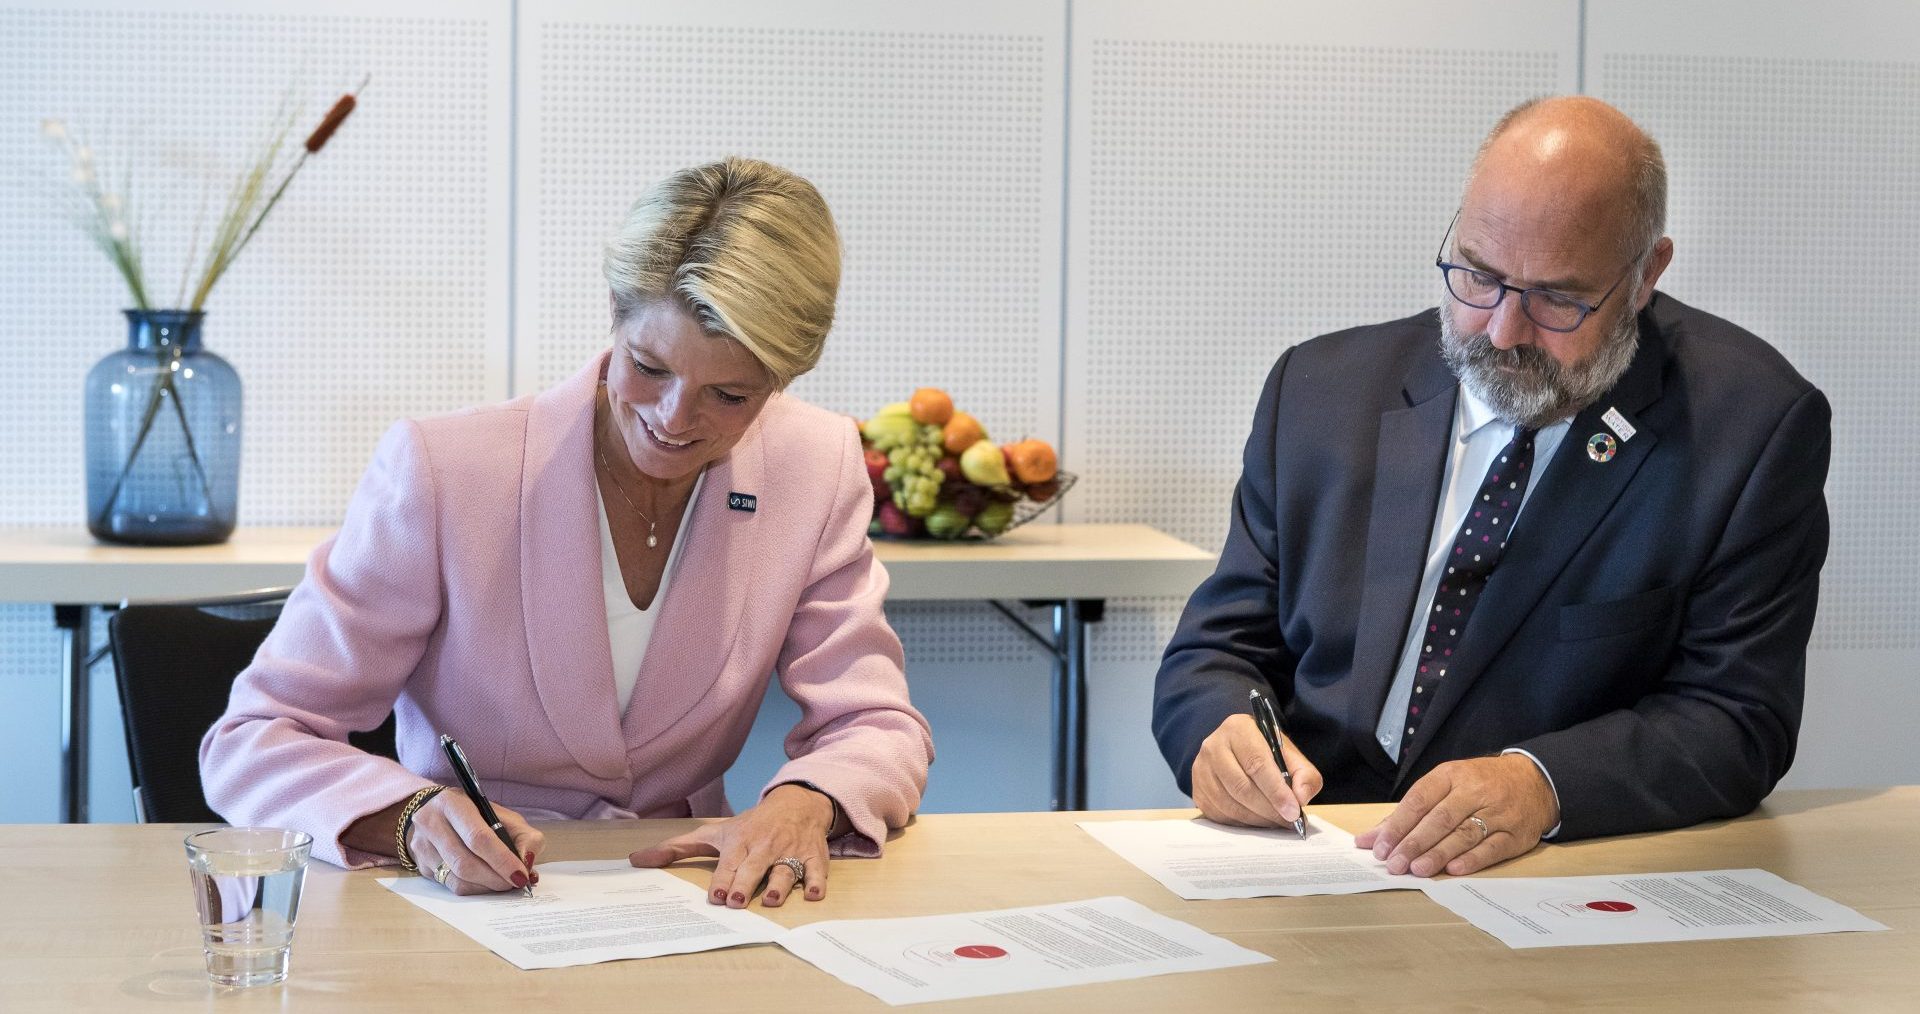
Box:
1;0;1914;822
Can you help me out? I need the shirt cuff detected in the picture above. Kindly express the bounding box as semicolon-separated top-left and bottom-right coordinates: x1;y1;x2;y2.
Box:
1501;747;1563;840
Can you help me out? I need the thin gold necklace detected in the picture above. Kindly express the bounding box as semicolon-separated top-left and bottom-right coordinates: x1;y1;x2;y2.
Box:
595;441;659;549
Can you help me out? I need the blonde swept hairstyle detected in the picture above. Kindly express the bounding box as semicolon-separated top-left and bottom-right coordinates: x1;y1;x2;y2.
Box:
603;157;841;388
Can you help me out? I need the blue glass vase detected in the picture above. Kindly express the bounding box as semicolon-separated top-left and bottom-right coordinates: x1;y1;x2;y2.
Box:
84;310;242;545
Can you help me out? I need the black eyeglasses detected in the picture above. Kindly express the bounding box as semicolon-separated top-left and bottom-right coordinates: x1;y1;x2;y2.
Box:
1434;210;1636;333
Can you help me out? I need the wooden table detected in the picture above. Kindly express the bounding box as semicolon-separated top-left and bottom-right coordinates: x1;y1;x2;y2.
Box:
6;789;1915;1012
0;523;1217;821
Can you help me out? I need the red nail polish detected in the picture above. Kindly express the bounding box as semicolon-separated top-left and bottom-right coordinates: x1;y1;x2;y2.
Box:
511;871;528;888
730;892;745;905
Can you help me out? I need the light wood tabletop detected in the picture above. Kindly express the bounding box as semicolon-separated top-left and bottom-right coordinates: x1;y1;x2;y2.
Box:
5;788;1915;1012
0;522;1217;603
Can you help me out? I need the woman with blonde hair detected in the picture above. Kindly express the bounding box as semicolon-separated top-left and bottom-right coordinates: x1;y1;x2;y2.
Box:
202;158;933;909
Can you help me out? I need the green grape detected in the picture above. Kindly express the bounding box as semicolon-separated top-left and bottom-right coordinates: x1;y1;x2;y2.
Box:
883;411;950;521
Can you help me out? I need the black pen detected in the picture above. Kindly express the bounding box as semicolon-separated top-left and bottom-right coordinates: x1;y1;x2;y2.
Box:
1248;688;1307;839
440;734;532;896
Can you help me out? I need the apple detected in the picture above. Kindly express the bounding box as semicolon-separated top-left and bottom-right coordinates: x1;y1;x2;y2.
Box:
864;447;890;501
878;500;913;537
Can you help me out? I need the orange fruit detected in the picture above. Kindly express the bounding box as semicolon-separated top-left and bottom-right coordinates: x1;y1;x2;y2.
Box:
1004;439;1058;484
909;387;954;426
942;411;985;454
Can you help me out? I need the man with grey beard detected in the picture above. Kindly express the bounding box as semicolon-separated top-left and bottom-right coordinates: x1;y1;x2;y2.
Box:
1152;96;1830;877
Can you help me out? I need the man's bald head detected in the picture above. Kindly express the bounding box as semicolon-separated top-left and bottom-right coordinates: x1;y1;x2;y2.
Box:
1466;96;1667;265
1438;97;1676;428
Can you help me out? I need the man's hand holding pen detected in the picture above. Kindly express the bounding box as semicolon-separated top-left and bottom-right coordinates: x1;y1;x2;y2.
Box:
1190;710;1322;831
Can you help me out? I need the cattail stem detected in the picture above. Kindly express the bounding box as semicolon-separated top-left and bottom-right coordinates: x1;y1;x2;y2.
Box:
216;76;367;296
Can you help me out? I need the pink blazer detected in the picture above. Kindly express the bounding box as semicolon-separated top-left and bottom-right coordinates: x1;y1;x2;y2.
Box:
200;351;933;868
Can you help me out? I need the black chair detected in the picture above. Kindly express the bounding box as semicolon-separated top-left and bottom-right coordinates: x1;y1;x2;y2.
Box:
108;590;397;823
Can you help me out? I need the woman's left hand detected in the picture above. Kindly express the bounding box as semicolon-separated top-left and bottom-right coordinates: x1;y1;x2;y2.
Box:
628;784;833;908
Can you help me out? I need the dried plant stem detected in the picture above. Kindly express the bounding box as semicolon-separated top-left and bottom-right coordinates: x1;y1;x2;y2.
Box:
44;75;364;314
222;147;309;273
218;76;368;296
176;179;211;309
188;103;297;311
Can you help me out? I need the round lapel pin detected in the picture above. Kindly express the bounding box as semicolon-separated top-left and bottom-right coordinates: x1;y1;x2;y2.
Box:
1587;433;1618;463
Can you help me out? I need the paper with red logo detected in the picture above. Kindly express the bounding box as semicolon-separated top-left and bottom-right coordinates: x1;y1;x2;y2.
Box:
1421;868;1886;949
777;895;1269;1005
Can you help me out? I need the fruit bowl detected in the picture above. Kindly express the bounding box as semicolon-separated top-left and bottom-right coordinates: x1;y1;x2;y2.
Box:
859;388;1072;542
871;471;1077;542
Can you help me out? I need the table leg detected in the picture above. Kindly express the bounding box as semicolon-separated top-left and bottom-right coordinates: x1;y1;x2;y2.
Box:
54;604;90;824
1050;605;1068;811
995;598;1103;813
1047;600;1100;812
1063;600;1088;810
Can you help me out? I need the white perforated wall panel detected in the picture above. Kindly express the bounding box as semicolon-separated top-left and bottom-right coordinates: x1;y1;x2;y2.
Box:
1589;0;1920;788
0;0;511;528
0;0;508;822
516;0;1065;679
0;607;62;821
1065;1;1577;690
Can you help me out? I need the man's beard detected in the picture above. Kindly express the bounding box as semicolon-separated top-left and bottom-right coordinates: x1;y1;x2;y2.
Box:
1438;296;1641;429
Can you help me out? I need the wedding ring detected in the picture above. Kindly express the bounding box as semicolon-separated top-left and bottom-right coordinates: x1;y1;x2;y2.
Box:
774;857;807;885
1465;815;1490;843
433;861;453;885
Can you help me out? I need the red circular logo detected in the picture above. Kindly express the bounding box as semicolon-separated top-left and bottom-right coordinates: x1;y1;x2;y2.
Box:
1585;901;1636;913
953;945;1008;960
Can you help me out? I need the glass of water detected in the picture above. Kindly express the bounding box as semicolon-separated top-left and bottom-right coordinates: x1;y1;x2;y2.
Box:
182;827;313;987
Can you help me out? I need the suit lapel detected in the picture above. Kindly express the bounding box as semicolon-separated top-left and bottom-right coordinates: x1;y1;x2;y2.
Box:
1395;314;1668;784
1343;349;1458;779
520;352;630;781
620;403;764;748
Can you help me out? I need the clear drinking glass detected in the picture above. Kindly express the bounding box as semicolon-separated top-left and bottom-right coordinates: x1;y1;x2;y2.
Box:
182;827;312;987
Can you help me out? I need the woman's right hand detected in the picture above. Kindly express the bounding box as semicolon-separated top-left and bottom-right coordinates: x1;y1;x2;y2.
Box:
404;793;544;896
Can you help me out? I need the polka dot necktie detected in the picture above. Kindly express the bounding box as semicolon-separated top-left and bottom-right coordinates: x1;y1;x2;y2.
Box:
1402;426;1538;745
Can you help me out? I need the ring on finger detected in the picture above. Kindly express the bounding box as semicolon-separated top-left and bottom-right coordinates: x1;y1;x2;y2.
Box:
774;857;807;886
433;861;453;885
1464;815;1490;843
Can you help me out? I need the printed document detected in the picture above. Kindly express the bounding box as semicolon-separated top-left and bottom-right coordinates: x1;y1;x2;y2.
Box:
1077;816;1422;899
1422;868;1888;949
779;895;1270;1006
379;860;784;969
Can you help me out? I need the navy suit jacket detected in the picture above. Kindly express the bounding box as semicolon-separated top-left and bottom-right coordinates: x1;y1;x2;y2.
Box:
1152;292;1830;840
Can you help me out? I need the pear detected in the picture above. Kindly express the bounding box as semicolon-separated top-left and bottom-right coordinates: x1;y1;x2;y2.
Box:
960;440;1011;487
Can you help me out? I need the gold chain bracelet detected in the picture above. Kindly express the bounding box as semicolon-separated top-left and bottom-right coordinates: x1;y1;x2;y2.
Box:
394;785;448;871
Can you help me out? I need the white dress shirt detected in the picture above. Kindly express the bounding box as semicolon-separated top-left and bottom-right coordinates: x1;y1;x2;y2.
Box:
1371;385;1570;833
